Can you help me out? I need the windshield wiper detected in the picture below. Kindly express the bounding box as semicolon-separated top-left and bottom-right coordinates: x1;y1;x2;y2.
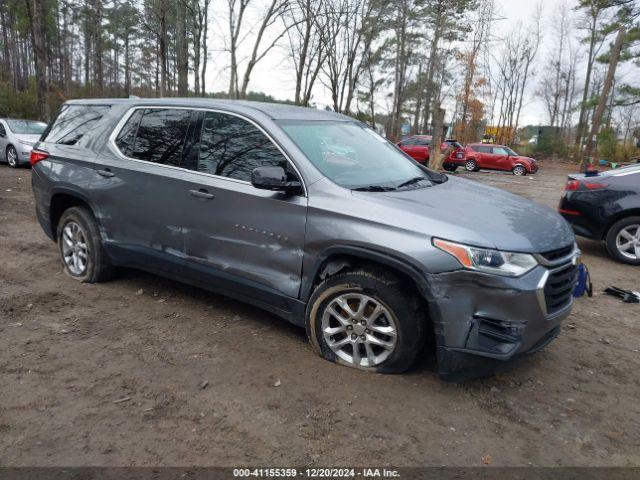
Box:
396;176;429;188
352;185;397;192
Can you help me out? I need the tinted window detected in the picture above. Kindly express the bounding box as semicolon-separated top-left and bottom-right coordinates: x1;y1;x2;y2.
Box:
197;112;292;182
42;105;110;145
414;138;430;146
130;108;192;166
400;138;414;146
0;123;5;136
114;109;143;157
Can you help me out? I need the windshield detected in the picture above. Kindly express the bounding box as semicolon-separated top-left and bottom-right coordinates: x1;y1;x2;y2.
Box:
279;120;440;190
6;120;47;135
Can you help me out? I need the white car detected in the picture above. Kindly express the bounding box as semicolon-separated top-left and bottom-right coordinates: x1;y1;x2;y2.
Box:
0;118;48;168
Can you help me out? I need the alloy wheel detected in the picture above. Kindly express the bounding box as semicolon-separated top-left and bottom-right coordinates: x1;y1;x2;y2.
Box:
7;147;18;167
616;224;640;261
465;160;476;171
513;165;526;176
61;221;89;275
321;293;398;368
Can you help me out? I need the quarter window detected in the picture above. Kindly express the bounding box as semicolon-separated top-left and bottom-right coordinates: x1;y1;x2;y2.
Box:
42;104;110;145
197;111;292;182
0;123;5;137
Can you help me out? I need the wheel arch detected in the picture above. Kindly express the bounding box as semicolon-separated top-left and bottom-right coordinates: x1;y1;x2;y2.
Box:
301;246;432;304
603;209;640;240
49;189;97;242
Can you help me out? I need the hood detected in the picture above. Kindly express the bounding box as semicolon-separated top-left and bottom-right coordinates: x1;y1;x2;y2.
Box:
515;155;536;163
351;176;574;253
15;134;41;143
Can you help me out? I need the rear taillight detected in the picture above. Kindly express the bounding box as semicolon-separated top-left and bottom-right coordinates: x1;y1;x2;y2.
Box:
564;180;608;191
30;149;49;166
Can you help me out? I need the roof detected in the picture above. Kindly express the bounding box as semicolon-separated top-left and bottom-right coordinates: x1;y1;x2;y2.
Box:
64;97;353;122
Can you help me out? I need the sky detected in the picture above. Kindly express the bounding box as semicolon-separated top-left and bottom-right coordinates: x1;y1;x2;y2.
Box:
202;0;633;126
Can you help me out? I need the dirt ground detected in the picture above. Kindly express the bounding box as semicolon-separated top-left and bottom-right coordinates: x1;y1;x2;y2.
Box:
1;161;639;468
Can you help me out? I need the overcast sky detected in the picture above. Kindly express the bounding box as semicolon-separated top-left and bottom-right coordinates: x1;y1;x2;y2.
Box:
202;0;634;126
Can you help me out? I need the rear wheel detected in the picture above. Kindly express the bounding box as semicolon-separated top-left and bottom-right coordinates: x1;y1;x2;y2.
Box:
57;206;114;282
465;159;477;172
6;146;19;168
443;165;457;172
512;165;526;176
306;269;425;373
605;217;640;266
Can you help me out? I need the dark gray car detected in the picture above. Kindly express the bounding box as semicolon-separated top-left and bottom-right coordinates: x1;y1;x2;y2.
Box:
30;99;579;379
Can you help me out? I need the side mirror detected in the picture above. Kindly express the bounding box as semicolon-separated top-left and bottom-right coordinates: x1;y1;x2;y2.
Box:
251;166;301;195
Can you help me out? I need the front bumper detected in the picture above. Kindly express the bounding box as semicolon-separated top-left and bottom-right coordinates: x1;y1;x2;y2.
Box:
424;257;577;380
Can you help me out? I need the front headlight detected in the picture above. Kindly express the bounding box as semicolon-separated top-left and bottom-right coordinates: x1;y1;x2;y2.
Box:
433;238;538;277
19;140;35;147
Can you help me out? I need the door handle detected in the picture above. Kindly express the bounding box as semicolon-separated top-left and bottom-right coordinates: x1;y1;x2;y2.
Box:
97;169;115;178
189;189;215;200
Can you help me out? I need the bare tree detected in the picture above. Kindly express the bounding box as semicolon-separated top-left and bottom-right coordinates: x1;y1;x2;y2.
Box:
284;0;327;105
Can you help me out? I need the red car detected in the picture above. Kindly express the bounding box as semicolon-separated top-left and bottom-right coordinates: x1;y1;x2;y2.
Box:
447;143;538;176
397;136;463;164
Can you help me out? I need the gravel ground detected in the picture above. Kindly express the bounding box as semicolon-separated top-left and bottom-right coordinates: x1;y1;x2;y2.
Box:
0;161;639;467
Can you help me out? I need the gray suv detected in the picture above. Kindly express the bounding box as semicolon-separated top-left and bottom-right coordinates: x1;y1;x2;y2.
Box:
31;99;579;379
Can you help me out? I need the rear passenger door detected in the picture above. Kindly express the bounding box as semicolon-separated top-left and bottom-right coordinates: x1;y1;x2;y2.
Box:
179;110;308;304
93;107;198;275
475;145;493;168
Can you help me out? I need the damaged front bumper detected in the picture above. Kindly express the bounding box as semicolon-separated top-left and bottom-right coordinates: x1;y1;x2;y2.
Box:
424;261;577;380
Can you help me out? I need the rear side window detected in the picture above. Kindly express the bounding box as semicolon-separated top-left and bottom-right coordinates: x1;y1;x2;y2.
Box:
197;111;292;182
129;108;192;166
42;105;110;145
475;146;492;153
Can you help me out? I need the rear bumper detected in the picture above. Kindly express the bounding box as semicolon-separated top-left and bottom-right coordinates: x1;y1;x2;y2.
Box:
558;194;607;240
424;260;577;380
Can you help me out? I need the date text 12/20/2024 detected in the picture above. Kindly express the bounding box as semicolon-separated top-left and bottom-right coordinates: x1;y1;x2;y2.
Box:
233;469;401;478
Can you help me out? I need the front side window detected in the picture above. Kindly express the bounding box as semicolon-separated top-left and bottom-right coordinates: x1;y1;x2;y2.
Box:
492;147;509;155
279;120;442;190
42;105;110;145
197;111;292;182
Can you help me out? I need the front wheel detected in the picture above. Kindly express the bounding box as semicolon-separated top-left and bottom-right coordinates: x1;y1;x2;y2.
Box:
306;268;425;373
512;165;527;176
443;165;457;172
605;217;640;266
57;206;114;282
464;159;477;172
6;146;19;168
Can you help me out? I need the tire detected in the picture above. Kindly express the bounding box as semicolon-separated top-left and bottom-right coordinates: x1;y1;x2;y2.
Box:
6;145;19;168
56;206;114;282
512;165;526;176
464;159;477;172
305;268;425;374
605;216;640;266
443;165;457;172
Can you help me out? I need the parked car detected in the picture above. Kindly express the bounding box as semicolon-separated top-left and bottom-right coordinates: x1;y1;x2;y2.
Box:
396;135;463;165
31;99;578;379
460;143;538;175
559;165;640;265
0;118;48;168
